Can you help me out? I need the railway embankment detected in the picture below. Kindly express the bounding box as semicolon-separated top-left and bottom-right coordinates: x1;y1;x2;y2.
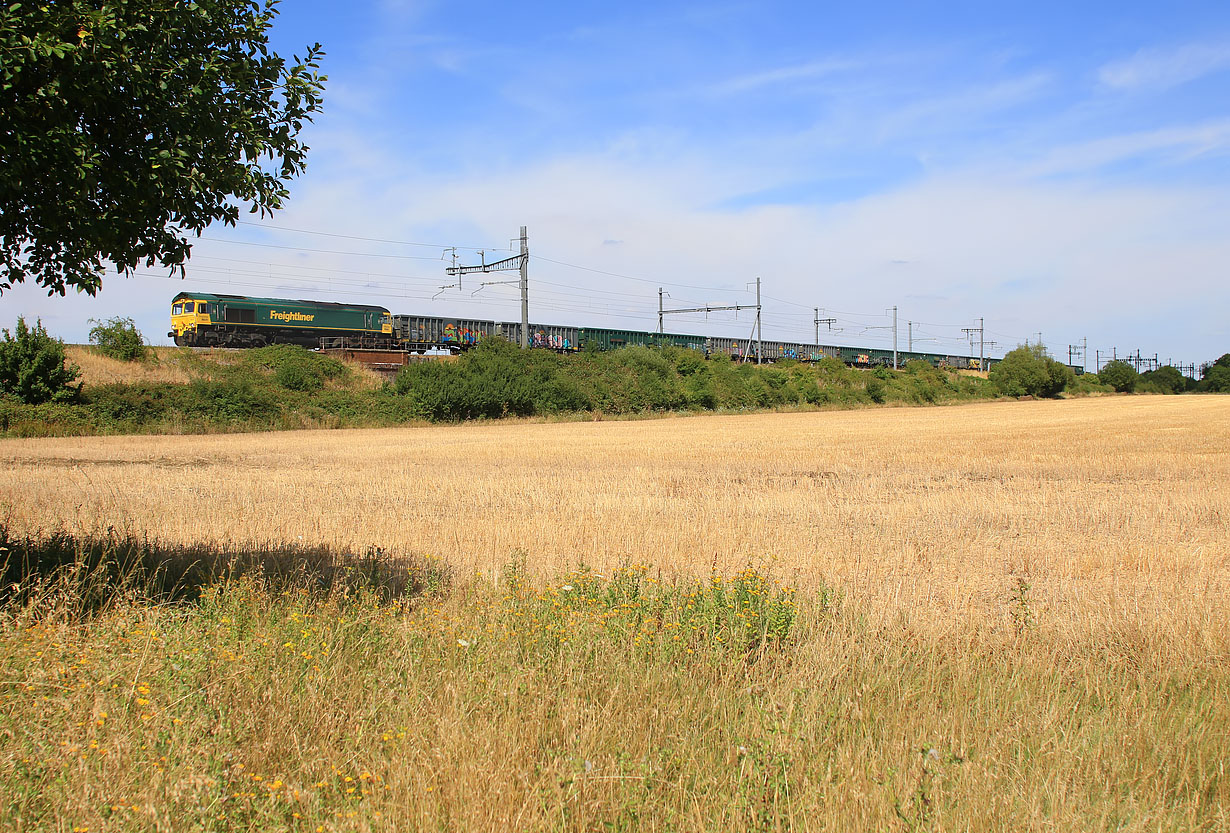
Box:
1;338;1114;438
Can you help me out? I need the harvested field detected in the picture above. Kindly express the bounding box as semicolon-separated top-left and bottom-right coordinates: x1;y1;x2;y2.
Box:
2;395;1226;643
3;395;1228;831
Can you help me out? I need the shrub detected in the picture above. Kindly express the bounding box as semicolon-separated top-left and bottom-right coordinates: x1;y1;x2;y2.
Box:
865;377;887;404
1137;365;1186;395
989;344;1074;398
1098;360;1138;393
88;316;148;361
84;383;173;425
1195;354;1230;392
182;379;279;422
0;316;81;404
1200;365;1230;393
245;345;347;393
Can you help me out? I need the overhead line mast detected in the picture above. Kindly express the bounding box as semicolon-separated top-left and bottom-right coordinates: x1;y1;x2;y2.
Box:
447;226;530;347
658;277;763;363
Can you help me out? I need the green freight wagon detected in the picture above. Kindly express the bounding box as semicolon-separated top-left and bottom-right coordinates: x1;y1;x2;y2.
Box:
578;328;706;351
170;292;393;348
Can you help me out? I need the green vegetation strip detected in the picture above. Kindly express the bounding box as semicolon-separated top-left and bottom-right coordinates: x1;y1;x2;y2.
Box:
3;339;1013;436
0;533;1225;831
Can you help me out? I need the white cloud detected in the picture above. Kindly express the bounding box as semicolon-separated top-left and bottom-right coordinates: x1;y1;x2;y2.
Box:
871;72;1053;144
4;145;1226;364
1099;41;1230;92
1021;119;1230;177
709;58;861;95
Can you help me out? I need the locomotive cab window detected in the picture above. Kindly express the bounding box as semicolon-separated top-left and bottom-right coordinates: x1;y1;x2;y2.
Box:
172;303;183;315
184;302;195;313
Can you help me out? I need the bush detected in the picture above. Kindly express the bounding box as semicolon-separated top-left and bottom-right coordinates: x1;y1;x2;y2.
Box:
0;316;81;404
865;377;887;404
1200;365;1230;393
181;379;280;422
88;316;148;361
84;383;173;425
1138;365;1187;395
988;344;1074;398
245;345;347;393
1098;360;1138;393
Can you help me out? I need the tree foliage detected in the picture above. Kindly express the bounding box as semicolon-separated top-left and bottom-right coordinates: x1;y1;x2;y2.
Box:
0;317;81;404
988;344;1074;398
1137;365;1187;395
89;315;147;361
1200;362;1230;393
0;0;325;296
1098;360;1139;393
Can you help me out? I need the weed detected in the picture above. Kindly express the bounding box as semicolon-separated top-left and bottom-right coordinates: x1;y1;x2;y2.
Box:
1009;576;1036;636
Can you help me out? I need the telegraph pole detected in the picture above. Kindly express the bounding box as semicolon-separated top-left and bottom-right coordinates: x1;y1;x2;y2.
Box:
908;321;913;352
659;288;664;334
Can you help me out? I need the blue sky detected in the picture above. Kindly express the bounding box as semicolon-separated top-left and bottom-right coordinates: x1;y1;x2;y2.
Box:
5;0;1230;367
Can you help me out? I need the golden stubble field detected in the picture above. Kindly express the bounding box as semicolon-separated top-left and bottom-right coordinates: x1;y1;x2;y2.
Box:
2;395;1227;644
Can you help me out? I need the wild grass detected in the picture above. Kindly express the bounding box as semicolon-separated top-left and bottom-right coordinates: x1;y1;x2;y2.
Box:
65;346;196;387
1;397;1227;830
0;534;1225;832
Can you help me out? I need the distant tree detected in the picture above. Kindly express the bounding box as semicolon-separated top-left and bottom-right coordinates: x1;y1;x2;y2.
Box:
1098;360;1139;393
988;344;1074;398
1137;365;1186;395
1200;365;1230;393
89;316;147;362
0;317;81;404
0;1;325;296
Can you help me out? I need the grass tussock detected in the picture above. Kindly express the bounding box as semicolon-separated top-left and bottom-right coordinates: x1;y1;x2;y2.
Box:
1;534;1226;832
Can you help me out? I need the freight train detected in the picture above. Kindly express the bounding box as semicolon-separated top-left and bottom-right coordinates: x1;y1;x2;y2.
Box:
168;291;1003;370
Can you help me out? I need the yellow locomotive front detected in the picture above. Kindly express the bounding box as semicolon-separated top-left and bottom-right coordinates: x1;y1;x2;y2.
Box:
169;297;212;345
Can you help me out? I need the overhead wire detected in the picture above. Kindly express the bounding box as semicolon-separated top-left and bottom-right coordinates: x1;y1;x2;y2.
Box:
168;226;1007;355
235;220;506;252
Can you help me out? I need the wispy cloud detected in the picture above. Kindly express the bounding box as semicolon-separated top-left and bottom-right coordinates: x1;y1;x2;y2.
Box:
874;72;1053;141
1098;41;1230;92
709;58;860;95
1022;119;1230;177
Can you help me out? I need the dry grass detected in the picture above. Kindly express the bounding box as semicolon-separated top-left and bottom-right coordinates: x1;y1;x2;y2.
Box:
2;395;1228;831
64;345;386;390
65;345;197;385
2;395;1226;643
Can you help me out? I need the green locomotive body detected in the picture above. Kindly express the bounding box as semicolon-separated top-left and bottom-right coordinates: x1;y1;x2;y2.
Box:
169;292;393;348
